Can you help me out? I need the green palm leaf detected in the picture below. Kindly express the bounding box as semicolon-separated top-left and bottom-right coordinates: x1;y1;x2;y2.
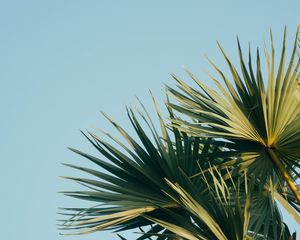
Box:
59;100;221;238
167;27;300;203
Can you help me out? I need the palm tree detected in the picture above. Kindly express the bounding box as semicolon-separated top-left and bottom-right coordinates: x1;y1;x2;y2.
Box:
60;28;299;239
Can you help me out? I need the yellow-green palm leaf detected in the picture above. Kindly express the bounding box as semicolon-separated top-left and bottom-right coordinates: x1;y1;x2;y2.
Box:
167;28;300;202
146;169;293;240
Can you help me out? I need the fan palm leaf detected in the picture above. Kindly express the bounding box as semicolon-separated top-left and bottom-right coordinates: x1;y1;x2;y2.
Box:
59;99;223;238
145;169;293;240
167;28;300;203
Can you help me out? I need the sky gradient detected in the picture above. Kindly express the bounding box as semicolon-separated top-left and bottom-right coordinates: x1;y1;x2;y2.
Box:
1;1;299;239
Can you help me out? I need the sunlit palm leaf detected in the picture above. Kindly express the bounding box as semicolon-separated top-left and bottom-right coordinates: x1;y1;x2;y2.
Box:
167;28;300;203
147;168;291;240
146;169;293;240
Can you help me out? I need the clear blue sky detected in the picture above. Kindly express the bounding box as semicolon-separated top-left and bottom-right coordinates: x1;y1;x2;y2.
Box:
0;1;299;239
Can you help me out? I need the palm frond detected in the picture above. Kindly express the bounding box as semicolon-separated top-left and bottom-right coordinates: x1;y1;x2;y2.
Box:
146;169;294;240
60;101;220;238
167;27;300;203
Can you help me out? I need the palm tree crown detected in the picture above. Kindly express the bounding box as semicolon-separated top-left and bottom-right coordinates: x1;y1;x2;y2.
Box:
60;28;300;240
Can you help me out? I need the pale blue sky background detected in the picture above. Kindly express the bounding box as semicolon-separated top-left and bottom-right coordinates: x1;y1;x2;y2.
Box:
0;1;299;240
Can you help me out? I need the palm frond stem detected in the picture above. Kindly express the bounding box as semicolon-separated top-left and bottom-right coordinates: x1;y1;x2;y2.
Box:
267;148;300;203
